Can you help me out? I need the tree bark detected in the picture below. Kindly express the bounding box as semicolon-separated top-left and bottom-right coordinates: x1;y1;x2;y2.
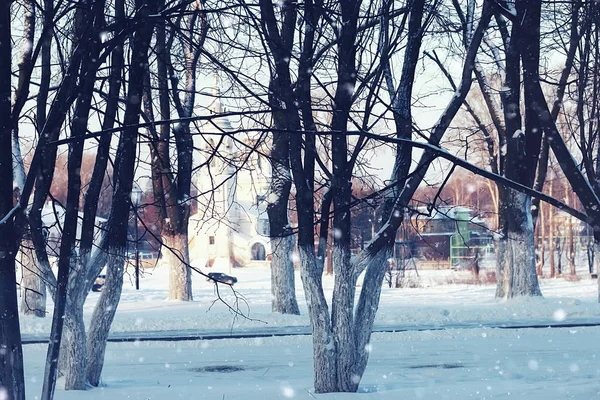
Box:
537;201;545;276
566;190;576;275
298;244;336;393
549;196;556;278
59;303;87;390
86;251;125;386
495;187;507;298
164;232;193;301
270;236;299;314
19;245;46;317
595;236;600;302
505;191;541;298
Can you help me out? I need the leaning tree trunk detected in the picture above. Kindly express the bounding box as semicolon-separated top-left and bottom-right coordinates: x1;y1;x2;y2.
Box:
351;238;395;388
164;232;193;301
85;0;153;374
86;250;126;386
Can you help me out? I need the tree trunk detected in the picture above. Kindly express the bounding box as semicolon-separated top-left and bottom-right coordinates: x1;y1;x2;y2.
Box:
270;235;300;314
495;236;508;298
86;251;126;386
595;236;600;302
0;256;25;400
505;190;541;298
83;0;153;383
557;238;563;276
58;305;87;390
298;244;336;393
267;70;300;314
19;243;46;317
352;240;394;388
495;187;507;298
331;231;355;392
537;201;545;276
566;191;576;275
164;232;193;301
0;1;26;396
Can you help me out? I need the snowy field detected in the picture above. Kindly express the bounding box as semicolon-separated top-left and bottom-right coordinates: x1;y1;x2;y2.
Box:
19;266;600;399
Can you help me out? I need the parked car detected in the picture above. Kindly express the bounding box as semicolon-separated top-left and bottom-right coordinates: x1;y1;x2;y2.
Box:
92;274;106;292
206;272;238;285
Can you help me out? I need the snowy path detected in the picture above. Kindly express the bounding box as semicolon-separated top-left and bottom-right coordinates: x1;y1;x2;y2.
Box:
23;326;600;399
21;318;600;344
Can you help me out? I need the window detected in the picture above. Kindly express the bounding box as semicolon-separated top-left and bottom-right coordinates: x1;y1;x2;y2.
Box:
209;236;215;245
251;243;266;261
256;194;266;207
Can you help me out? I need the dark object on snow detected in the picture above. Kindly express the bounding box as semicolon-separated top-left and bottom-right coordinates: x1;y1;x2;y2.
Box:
206;272;238;285
91;275;106;292
191;365;245;373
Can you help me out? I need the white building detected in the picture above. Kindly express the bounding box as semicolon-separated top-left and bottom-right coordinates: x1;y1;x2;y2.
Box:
188;85;271;270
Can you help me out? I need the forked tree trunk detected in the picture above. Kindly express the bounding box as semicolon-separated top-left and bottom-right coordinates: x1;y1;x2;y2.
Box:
164;232;193;301
19;243;46;317
505;190;541;298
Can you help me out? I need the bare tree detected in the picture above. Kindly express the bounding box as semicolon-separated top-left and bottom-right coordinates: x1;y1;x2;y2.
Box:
0;1;26;398
263;0;300;315
12;0;47;318
143;0;207;301
256;0;492;392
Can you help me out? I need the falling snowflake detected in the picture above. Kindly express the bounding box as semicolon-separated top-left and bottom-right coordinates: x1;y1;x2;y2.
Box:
553;309;566;322
281;385;295;398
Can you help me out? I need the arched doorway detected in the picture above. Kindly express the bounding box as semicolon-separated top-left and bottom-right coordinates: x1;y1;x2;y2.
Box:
251;242;266;261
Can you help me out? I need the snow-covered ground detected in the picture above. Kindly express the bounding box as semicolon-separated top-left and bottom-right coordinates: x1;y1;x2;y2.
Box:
20;266;600;336
19;266;600;399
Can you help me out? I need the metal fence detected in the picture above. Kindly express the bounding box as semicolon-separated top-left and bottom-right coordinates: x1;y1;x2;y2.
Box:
449;235;494;267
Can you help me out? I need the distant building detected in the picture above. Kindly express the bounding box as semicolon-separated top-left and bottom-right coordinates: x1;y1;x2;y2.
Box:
188;84;271;270
411;206;493;265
